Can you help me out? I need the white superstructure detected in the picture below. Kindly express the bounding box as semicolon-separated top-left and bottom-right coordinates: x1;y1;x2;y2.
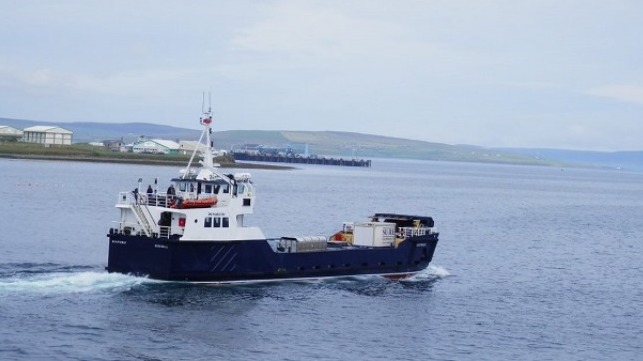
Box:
112;109;265;242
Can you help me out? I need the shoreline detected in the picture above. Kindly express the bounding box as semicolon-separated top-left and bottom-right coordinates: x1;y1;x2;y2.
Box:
0;153;294;170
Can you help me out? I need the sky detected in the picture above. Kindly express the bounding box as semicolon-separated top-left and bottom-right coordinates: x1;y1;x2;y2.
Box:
1;0;642;151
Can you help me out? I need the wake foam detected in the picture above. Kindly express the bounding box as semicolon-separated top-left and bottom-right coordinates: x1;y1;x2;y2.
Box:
0;266;152;295
406;265;451;282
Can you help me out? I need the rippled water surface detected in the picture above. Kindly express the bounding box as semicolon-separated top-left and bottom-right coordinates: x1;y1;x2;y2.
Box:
1;158;642;361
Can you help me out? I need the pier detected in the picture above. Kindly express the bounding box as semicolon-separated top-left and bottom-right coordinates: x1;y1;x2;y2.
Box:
232;152;371;167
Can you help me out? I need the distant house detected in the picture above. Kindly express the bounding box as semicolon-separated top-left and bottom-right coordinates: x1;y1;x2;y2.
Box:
22;126;73;145
133;139;180;154
104;139;126;152
0;126;23;142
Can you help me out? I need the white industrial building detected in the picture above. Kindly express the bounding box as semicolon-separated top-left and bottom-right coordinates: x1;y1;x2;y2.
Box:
180;140;228;156
0;126;24;141
132;139;180;154
22;126;73;145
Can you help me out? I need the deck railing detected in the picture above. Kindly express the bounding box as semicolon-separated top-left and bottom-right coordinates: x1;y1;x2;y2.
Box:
146;193;173;207
399;227;434;238
111;221;174;239
118;192;177;208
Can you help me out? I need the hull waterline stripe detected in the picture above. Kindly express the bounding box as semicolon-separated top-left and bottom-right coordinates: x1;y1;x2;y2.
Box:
154;271;420;285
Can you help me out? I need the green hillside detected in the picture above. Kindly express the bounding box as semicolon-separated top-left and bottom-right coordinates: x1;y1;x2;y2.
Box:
1;117;557;166
215;130;555;166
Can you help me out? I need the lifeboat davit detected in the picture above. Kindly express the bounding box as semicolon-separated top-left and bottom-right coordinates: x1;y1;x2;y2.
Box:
179;197;217;209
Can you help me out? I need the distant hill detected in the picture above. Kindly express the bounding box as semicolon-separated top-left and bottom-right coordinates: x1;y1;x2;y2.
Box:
3;117;642;169
494;148;643;171
0;117;201;143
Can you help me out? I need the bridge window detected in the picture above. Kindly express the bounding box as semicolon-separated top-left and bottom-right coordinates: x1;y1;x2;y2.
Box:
204;217;230;228
205;184;212;194
222;184;230;194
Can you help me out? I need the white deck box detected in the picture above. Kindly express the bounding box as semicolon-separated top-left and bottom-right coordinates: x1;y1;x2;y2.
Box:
352;222;396;247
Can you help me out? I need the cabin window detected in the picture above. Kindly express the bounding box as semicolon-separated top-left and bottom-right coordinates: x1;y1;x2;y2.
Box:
213;217;221;228
222;217;229;228
243;198;251;206
237;184;245;194
222;184;230;194
179;182;187;192
204;217;212;228
205;184;212;194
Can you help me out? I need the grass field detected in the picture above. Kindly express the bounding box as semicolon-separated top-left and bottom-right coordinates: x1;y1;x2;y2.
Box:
0;141;255;167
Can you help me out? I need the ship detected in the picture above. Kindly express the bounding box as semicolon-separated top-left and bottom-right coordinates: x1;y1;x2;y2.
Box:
106;107;440;284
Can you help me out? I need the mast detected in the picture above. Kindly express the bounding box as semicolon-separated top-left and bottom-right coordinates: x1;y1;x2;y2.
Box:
200;99;214;170
183;92;215;177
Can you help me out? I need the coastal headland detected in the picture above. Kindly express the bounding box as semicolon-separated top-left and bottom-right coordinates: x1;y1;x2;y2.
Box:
0;143;292;170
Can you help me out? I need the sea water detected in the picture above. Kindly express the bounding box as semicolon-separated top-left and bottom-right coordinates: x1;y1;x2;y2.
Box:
0;158;641;361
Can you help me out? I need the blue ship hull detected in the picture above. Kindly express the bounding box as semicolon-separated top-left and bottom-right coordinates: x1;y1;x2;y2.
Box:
106;234;439;283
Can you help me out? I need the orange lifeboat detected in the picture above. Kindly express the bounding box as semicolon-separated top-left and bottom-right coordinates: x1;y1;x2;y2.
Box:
178;197;217;209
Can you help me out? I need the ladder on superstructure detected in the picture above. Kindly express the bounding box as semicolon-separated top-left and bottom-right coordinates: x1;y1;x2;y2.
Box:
131;202;155;237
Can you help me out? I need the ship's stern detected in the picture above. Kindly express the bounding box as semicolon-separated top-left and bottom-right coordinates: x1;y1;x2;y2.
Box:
107;232;172;279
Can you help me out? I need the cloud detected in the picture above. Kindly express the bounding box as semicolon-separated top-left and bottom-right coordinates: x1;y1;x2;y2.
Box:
585;85;643;105
0;64;195;96
232;1;399;58
229;0;454;70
